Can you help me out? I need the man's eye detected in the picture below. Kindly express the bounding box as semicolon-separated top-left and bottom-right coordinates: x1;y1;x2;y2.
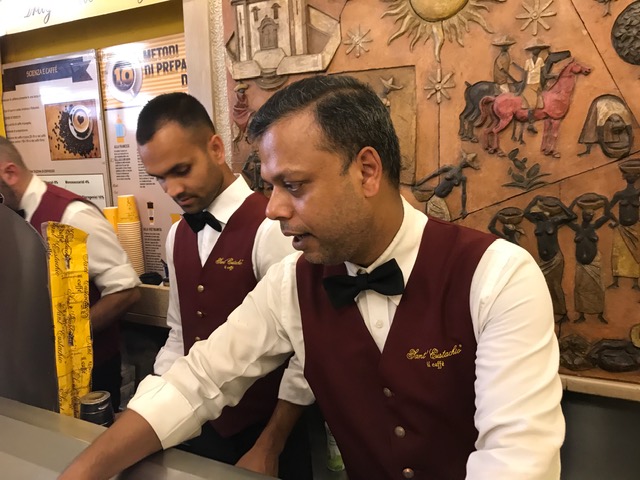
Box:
285;182;302;192
176;167;191;176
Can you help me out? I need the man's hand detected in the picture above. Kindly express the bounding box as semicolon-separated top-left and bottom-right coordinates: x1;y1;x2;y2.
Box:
58;409;162;480
235;444;279;477
235;400;307;478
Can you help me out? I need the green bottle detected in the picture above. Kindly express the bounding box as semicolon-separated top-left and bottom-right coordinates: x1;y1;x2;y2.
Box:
325;422;345;472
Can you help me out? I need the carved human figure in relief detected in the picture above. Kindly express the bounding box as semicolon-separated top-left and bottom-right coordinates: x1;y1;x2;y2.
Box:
567;193;611;324
488;207;525;245
521;39;551;134
411;151;480;220
608;160;640;290
492;35;522;94
524;195;576;324
232;82;255;152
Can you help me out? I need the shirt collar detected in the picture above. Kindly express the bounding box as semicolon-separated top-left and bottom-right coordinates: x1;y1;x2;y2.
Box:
205;176;252;226
344;197;428;305
20;175;46;222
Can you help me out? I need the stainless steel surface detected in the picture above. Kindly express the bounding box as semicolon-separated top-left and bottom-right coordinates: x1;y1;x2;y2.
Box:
0;396;272;479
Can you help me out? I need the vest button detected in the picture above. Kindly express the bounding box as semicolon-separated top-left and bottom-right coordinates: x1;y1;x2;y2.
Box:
196;310;204;318
402;468;415;478
194;336;201;341
197;284;205;293
394;426;405;438
383;387;393;398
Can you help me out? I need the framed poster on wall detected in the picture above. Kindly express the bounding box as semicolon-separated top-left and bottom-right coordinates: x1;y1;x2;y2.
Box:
2;50;110;207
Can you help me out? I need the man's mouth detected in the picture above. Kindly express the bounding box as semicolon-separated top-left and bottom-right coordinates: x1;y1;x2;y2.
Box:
176;197;194;207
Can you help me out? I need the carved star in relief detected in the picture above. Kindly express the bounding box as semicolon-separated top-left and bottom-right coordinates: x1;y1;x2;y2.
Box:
380;76;403;93
343;25;372;58
516;0;557;36
424;69;455;104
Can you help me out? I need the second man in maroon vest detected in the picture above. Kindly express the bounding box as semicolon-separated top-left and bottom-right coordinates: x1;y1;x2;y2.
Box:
135;92;312;479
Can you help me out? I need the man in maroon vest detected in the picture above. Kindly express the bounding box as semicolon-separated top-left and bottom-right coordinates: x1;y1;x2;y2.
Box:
134;93;312;479
62;77;564;480
0;136;140;412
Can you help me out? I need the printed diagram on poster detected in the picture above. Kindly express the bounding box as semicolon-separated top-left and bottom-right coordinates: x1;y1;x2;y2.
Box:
1;50;111;203
99;33;189;275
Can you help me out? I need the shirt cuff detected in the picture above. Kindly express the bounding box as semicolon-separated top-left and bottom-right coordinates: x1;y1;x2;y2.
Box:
127;375;202;449
93;263;141;297
278;368;315;405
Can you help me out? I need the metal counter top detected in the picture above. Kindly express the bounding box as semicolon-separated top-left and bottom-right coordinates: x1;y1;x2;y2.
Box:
0;396;272;479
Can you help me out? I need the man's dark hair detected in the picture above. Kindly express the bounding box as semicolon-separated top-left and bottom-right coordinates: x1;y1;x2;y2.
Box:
136;92;215;145
247;75;401;187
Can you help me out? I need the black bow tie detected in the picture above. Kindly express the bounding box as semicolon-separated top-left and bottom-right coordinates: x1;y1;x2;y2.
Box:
183;211;222;233
322;259;405;309
16;209;26;218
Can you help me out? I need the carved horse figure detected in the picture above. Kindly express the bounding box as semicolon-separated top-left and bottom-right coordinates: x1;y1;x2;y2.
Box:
459;80;525;143
478;59;591;157
460;51;570;144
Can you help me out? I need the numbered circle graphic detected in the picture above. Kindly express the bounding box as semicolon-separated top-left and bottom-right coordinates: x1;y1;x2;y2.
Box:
106;57;143;103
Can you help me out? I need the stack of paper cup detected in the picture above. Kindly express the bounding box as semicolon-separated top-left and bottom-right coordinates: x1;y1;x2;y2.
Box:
103;206;118;233
116;195;145;276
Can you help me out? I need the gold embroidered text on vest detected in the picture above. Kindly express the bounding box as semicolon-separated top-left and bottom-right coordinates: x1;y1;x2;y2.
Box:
406;344;463;369
215;257;245;271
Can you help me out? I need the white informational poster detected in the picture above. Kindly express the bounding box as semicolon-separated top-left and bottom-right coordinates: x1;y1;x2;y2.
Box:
40;174;107;209
2;50;111;204
99;33;188;275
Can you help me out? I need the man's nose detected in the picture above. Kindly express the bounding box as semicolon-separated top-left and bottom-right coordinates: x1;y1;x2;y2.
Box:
164;178;185;199
265;186;291;221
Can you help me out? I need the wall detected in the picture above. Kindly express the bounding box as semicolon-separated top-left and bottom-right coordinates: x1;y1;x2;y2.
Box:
218;0;640;388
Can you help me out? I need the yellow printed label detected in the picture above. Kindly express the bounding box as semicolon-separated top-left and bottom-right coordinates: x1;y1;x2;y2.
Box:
46;222;93;418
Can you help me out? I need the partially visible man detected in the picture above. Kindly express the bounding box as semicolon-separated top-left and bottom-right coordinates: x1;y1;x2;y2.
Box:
0;136;140;411
135;92;311;479
60;76;564;480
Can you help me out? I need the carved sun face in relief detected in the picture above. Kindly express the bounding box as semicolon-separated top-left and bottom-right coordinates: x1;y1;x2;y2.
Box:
409;0;469;21
382;0;504;62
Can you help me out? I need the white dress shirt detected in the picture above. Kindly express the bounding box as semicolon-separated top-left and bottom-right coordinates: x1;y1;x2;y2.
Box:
21;175;139;296
129;197;565;479
153;176;296;374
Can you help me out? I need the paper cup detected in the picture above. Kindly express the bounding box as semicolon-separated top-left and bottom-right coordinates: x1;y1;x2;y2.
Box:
117;195;140;223
103;207;118;233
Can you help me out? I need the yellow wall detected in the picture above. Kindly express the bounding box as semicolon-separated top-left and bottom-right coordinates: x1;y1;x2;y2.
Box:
1;0;183;64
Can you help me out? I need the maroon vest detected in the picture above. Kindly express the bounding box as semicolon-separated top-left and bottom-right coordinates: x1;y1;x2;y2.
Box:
174;192;285;437
297;218;496;480
30;183;119;366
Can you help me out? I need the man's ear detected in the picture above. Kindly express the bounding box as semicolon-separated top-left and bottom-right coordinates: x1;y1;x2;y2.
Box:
0;162;19;187
207;133;226;165
355;147;383;198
